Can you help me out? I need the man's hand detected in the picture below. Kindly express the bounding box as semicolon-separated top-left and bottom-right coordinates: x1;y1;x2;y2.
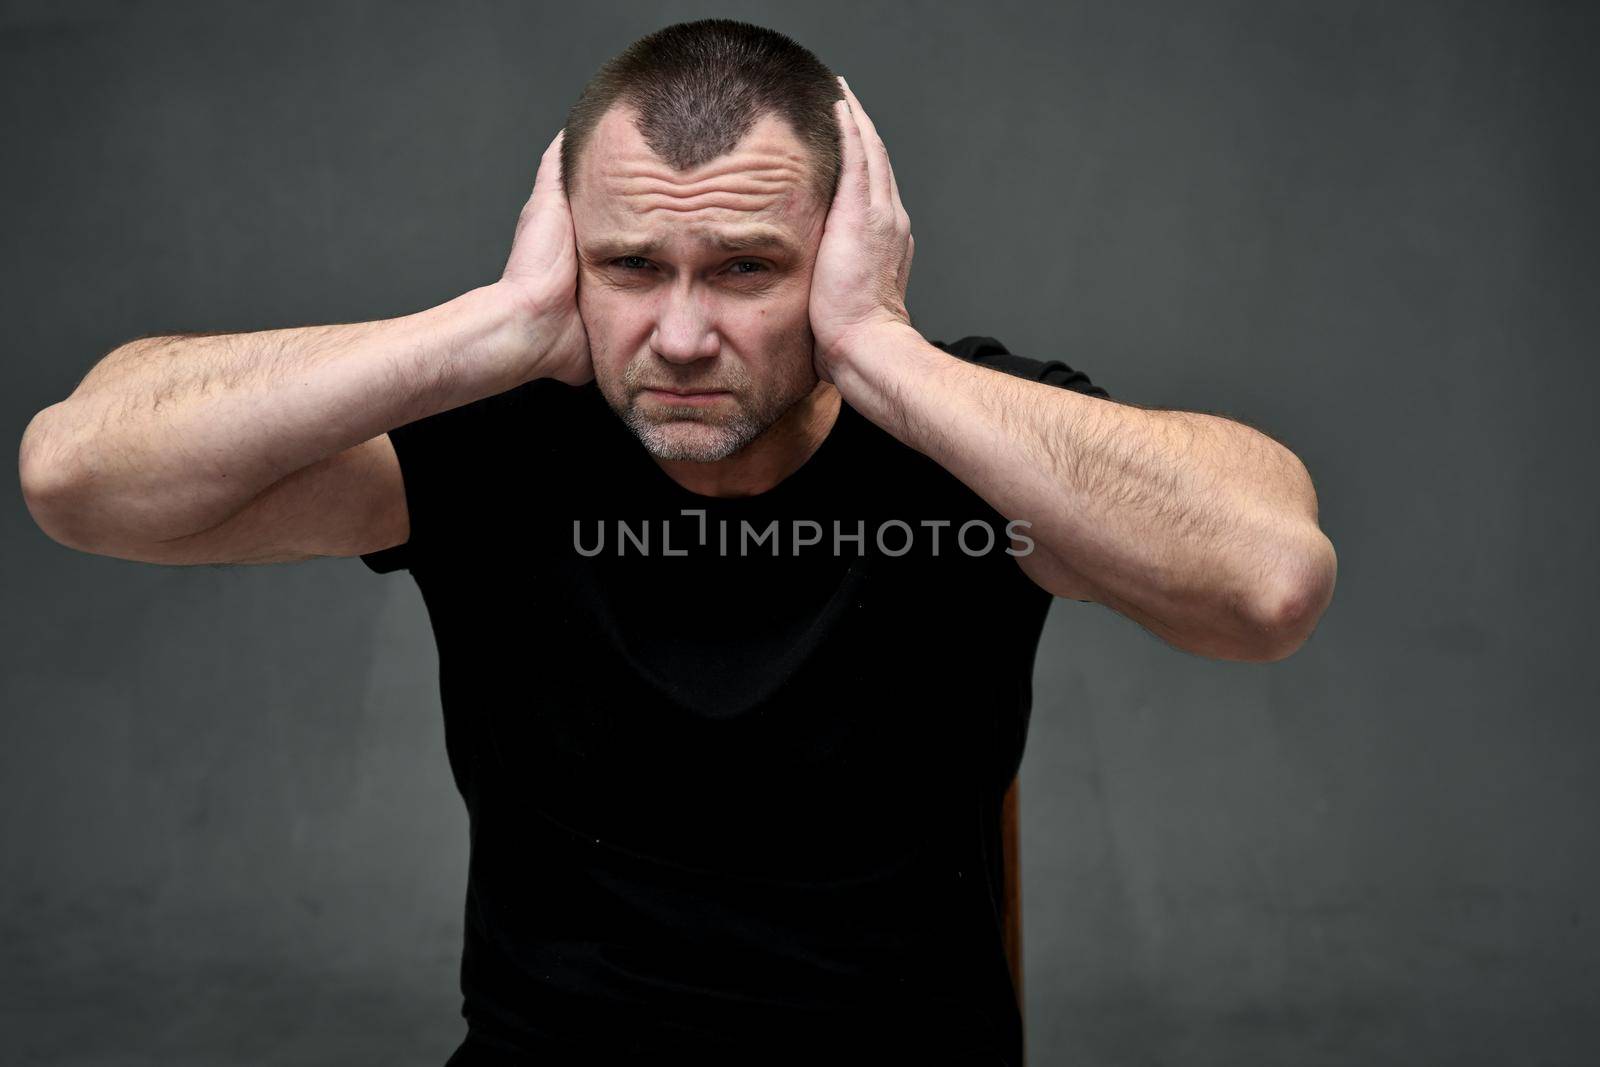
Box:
497;128;594;387
809;76;916;384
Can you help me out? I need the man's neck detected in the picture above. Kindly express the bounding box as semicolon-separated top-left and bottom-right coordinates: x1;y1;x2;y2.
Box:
653;381;842;498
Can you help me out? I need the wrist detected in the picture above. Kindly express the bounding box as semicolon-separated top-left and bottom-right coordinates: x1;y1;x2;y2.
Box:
484;278;592;388
825;318;924;394
395;283;538;409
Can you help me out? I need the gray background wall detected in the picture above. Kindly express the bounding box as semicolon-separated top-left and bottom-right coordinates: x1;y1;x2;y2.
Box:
4;1;1595;1064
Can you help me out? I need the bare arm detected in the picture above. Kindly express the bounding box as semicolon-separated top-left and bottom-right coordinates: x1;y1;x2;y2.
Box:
78;432;411;567
19;128;590;564
19;284;534;555
810;80;1334;662
831;322;1337;664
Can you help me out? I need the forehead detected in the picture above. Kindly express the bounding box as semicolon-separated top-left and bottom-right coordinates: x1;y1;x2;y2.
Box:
572;104;819;257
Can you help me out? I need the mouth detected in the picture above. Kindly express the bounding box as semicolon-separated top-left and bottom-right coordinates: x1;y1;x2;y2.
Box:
641;387;730;402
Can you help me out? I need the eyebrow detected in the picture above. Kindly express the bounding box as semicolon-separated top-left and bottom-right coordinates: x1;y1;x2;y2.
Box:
583;226;801;261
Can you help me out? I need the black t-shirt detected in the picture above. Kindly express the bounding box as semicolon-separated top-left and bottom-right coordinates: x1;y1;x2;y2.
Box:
361;336;1111;1066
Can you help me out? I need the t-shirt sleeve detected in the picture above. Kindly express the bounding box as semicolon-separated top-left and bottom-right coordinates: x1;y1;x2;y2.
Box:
931;334;1111;400
359;380;547;575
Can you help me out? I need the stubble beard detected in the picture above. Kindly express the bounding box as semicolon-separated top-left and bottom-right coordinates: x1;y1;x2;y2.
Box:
611;354;815;463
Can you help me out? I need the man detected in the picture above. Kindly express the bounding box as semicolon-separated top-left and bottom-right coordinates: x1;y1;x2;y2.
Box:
18;17;1335;1067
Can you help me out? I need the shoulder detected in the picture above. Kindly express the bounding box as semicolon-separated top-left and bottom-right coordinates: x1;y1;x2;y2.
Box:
929;334;1111;400
419;376;595;441
382;377;598;493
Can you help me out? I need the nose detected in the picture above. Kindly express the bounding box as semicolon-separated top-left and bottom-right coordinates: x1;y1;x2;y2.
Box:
650;282;719;366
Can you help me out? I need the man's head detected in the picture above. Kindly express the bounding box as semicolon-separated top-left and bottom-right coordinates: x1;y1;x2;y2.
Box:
558;19;844;463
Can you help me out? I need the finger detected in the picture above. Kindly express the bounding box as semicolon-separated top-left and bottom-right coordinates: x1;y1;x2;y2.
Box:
519;130;572;257
552;128;568;196
838;76;889;210
880;127;907;221
521;129;565;237
885;151;911;235
533;128;564;199
881;141;911;284
833;94;871;212
839;83;910;232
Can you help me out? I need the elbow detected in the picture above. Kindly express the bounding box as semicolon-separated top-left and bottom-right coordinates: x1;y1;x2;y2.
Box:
1243;529;1338;663
19;405;101;552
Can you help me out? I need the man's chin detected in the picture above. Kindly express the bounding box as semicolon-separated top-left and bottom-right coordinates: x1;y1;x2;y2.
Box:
640;410;769;461
640;432;744;463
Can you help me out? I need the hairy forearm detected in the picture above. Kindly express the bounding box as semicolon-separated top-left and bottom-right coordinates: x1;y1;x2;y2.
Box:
832;324;1334;645
20;282;532;546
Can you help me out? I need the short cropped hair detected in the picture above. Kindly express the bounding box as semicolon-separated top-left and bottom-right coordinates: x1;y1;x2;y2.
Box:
559;19;844;209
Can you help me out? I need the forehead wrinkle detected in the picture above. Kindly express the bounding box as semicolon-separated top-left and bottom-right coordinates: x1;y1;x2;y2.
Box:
608;183;789;211
584;222;801;260
619;154;808;187
636;194;786;218
592;176;807;247
623;173;797;202
579;110;818;260
603;157;806;199
599;132;809;193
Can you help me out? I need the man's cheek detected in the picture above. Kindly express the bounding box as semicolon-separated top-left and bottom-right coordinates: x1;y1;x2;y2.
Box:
577;287;623;333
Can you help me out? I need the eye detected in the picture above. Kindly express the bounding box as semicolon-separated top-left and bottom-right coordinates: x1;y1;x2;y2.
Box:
607;257;771;279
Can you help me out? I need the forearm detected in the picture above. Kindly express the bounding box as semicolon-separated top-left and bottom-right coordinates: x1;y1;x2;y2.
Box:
21;282;534;545
832;324;1332;636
